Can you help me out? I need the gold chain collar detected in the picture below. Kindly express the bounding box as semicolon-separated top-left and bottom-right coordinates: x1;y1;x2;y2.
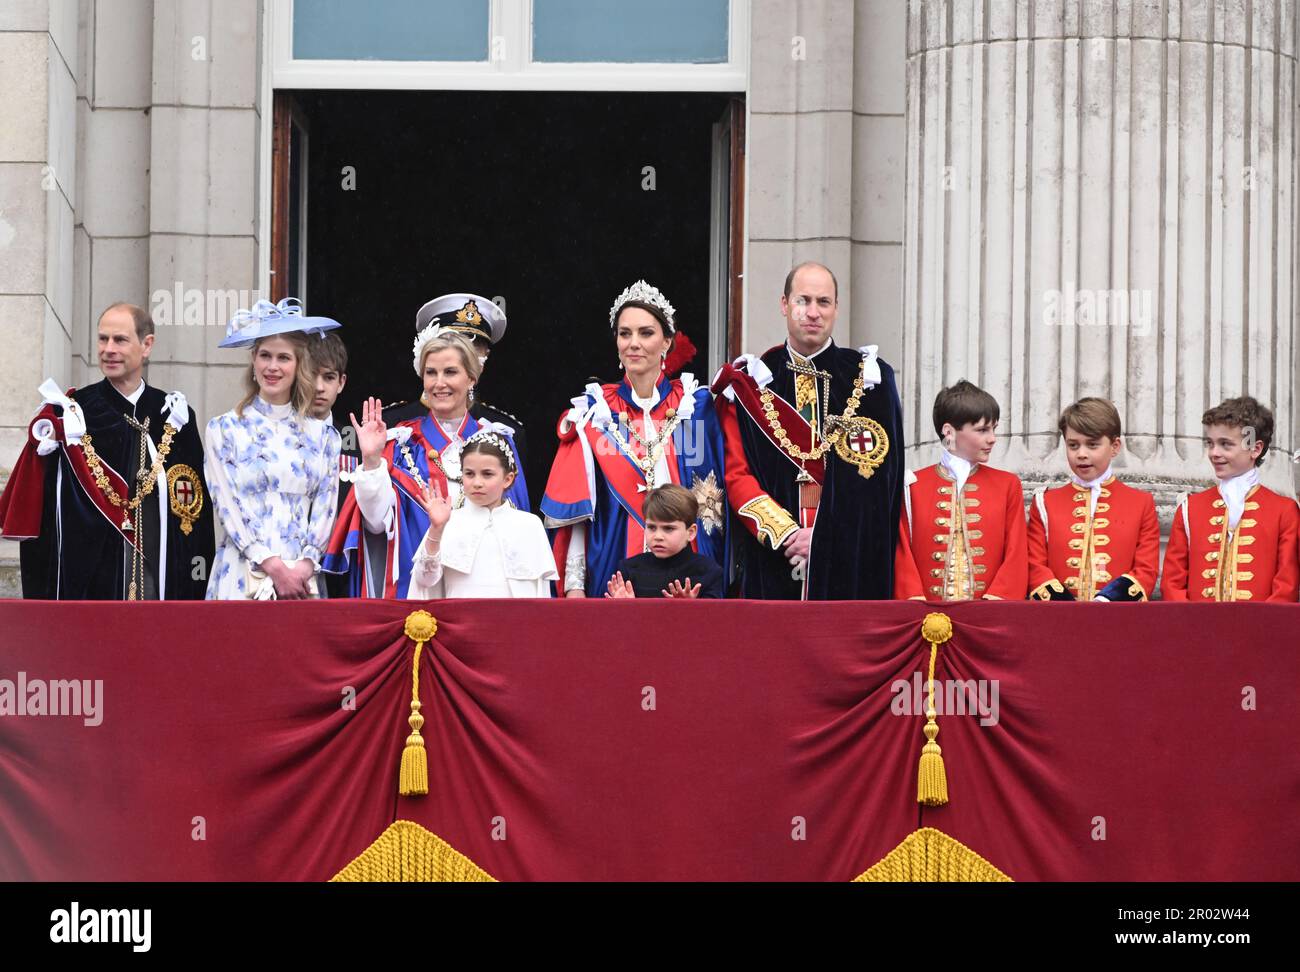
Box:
759;374;867;463
606;407;685;489
81;420;178;522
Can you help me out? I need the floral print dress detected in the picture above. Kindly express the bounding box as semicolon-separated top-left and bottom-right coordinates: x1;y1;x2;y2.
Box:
204;396;341;599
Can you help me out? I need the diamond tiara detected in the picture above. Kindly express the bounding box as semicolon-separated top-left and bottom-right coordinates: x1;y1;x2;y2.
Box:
609;280;675;332
464;429;516;471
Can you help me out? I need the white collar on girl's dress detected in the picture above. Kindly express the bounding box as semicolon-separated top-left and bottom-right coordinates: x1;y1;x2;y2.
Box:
939;447;975;492
439;501;553;580
1217;466;1260;529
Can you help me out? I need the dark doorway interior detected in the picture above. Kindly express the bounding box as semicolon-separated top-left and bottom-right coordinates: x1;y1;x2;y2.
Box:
296;89;733;503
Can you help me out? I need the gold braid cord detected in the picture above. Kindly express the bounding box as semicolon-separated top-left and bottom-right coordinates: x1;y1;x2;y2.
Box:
331;820;496;882
917;612;952;807
399;611;437;797
853;828;1011;882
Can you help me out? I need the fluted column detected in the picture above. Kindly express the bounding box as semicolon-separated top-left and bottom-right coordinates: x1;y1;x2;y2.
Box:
904;0;1298;511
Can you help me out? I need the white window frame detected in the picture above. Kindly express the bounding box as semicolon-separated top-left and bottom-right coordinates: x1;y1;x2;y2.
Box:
270;0;749;92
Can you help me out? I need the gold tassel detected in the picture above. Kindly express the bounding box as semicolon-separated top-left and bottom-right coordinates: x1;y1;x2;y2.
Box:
399;610;438;797
917;612;953;807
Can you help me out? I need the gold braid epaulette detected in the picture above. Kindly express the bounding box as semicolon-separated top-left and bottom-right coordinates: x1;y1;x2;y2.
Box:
81;424;178;512
759;374;867;463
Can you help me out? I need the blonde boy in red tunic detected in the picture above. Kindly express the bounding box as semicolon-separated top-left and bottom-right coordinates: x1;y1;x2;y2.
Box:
1027;397;1160;601
1161;396;1299;602
894;380;1028;601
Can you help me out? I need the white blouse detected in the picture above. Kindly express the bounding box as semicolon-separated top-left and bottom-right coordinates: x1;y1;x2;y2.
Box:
409;501;558;599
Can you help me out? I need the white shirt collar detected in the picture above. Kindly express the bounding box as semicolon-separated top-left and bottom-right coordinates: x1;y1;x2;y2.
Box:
939;448;975;492
1218;466;1260;529
786;336;833;361
1068;465;1112;514
121;379;145;406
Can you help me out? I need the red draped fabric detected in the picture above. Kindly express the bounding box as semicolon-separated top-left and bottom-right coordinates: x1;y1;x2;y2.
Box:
0;600;1295;881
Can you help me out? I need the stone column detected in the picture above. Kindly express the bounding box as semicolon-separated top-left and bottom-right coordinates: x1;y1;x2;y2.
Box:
904;0;1299;511
0;0;78;596
146;0;261;421
746;0;908;366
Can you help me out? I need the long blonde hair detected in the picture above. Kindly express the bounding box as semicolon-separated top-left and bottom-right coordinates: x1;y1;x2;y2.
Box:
236;332;317;417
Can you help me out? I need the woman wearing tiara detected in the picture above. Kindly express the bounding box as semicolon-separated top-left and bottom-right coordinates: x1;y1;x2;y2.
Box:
541;280;730;597
322;327;528;598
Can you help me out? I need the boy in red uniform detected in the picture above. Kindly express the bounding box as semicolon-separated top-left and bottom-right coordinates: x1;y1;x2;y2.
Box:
894;380;1027;600
1026;398;1160;601
1161;396;1299;602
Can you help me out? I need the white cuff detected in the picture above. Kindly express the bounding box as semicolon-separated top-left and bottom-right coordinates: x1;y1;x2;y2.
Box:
353;463;396;536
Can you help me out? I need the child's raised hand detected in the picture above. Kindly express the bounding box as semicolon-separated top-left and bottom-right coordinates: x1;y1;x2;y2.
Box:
662;578;702;599
605;571;635;599
419;481;452;531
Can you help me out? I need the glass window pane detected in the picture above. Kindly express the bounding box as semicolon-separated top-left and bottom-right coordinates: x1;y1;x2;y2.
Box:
533;0;728;63
293;0;489;61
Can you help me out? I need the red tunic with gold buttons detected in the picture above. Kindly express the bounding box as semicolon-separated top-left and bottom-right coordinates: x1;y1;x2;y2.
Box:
1026;477;1161;600
894;463;1028;600
1161;484;1300;602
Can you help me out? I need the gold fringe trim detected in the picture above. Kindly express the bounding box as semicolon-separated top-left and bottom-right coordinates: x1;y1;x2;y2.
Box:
330;820;497;882
917;612;952;806
853;828;1011;882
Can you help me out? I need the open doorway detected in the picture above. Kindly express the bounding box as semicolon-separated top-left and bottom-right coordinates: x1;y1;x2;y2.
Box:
272;89;742;501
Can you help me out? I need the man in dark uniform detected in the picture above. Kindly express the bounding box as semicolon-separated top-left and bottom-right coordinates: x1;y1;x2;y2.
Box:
711;262;905;600
373;293;526;464
0;302;215;599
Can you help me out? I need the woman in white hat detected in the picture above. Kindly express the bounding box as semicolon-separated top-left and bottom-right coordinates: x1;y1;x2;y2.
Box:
204;298;342;599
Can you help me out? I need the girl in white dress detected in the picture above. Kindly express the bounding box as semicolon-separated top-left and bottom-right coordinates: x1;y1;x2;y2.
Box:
408;430;556;599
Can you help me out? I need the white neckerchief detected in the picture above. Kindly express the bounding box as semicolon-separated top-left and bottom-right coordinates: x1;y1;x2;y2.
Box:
1069;465;1112;515
1218;466;1260;530
630;385;662;438
438;415;467;442
939;448;975;493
